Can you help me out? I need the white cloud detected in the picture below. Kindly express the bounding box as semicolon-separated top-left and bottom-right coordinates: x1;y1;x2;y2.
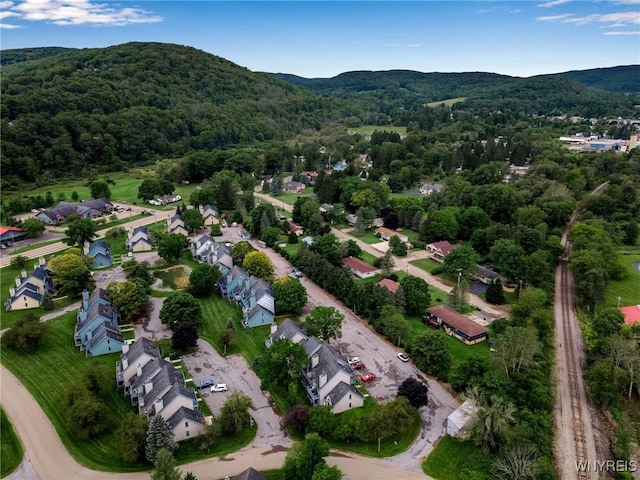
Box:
537;9;640;28
6;0;163;27
611;0;640;5
603;30;640;35
538;0;572;7
537;13;575;21
0;22;21;28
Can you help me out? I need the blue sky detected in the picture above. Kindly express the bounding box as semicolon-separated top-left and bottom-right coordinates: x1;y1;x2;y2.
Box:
1;1;638;78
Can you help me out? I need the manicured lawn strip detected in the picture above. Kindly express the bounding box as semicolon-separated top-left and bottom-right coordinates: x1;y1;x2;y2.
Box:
272;188;315;206
327;409;421;458
97;214;146;229
9;239;61;255
347;125;407;136
410;258;442;274
359;251;379;266
97;234;128;257
425;97;466;108
350;231;382;245
175;423;256;465
603;254;640;308
0;312;148;472
0;407;24;478
422;436;487;479
283;242;301;258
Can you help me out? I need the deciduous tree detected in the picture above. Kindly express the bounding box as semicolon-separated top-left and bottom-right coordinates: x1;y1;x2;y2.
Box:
107;281;148;323
21;218;45;238
160;292;202;328
114;413;148;463
172;322;199;351
305;306;343;342
151;448;181;480
410;330;450;381
257;339;308;389
399;276;430;315
242;250;274;282
282;433;333;480
180;208;203;233
219;391;255;435
157;234;186;263
493;326;541;377
485;278;506;305
1;313;49;352
443;244;480;279
63;216;98;247
188;264;221;298
272;276;308;313
397;377;429;409
231;241;255;265
90;180;111;200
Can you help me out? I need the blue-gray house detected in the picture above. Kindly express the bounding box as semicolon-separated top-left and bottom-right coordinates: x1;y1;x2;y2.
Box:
218;267;274;328
75;289;124;357
84;240;112;268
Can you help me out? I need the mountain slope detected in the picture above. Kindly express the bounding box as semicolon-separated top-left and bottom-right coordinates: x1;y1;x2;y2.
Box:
556;65;640;95
0;42;357;185
0;47;80;66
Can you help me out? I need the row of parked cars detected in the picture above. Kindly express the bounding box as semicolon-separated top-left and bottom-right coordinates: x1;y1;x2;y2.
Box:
195;379;228;392
346;352;409;382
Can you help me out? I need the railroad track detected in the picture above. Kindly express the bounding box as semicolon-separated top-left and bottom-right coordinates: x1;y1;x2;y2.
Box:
559;262;589;479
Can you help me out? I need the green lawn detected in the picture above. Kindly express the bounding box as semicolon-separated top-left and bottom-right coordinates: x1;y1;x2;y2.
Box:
422;436;489;479
272;188;315;206
410;258;442;274
9;239;61;255
153;266;190;290
97;234;128;257
0;407;24;478
425;97;466;108
603;254;640;308
347;125;407;137
283;242;302;259
359;251;379;266
350;231;382;245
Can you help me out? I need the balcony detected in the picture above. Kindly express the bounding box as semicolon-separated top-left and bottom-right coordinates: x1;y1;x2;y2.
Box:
300;369;320;406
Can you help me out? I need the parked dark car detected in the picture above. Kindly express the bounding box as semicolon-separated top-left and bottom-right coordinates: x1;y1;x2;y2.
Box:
196;379;214;389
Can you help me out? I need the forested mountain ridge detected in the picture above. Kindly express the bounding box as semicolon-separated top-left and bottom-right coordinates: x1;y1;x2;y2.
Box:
553;65;640;95
0;42;364;188
0;47;80;66
270;67;638;117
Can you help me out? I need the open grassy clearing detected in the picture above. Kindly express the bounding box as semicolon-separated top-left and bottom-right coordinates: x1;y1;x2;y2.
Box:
272;188;315;206
282;241;302;258
347;125;407;137
410;258;443;274
360;250;379;266
603;254;640;308
422;436;489;479
350;231;383;245
425;97;466;108
153;266;190;290
0;407;24;478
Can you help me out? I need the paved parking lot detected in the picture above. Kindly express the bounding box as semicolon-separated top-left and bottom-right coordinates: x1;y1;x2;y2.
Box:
182;339;290;449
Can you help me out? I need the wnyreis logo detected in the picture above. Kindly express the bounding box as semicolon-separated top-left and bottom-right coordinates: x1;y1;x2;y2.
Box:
576;460;637;473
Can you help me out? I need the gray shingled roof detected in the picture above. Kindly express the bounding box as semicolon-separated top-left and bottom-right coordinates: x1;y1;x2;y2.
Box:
233;467;268;480
302;337;323;357
326;380;362;405
77;303;115;333
165;406;206;429
125;337;161;365
270;319;306;344
84;323;124;352
307;343;351;380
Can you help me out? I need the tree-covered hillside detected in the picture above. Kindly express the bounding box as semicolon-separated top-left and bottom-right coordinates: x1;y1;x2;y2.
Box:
0;47;80;66
0;42;362;188
271;68;637;117
556;65;640;95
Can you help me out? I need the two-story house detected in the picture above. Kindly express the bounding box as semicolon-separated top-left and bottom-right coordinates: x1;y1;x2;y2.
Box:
116;337;162;391
5;259;54;311
190;234;232;273
426;240;460;263
224;273;275;328
199;204;219;226
83;240;112;268
75;288;124;357
126;226;153;252
167;214;188;236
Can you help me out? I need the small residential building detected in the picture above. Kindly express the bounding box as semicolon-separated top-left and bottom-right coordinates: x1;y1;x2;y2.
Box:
419;183;444;195
190;234;232;272
4;259;54;311
302;236;314;246
345;214;358;226
299;171;319;185
426;241;460;263
300;343;364;414
342;256;378;279
84;240;112;268
265;319;308;348
424;305;488;345
377;278;400;294
319;203;333;213
0;226;25;245
376;227;408;243
36;199;112;225
75;288;124;357
199;204;219;226
116;337;162;390
288;222;303;236
167;214;188;236
233;467;268;480
444;399;476;439
126;226;153;252
284;181;305;193
620;305;640;326
473;265;499;285
219;267;275;328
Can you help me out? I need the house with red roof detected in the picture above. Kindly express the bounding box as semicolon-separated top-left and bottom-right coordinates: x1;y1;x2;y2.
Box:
377;278;400;294
620;305;640;326
0;226;25;245
424;305;488;345
342;256;378;279
426;241;460;263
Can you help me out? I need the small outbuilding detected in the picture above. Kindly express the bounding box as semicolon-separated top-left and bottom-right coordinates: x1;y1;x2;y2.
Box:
444;399;477;439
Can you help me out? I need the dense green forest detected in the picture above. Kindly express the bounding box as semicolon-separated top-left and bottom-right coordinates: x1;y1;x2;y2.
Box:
552;65;640;95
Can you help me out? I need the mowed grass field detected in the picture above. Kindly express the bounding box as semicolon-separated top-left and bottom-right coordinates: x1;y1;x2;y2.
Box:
425;97;466;108
604;253;640;308
272;187;315;206
0;407;24;478
423;436;489;479
347;125;407;137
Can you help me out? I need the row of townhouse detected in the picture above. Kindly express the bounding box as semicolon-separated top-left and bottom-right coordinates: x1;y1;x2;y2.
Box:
4;258;54;311
190;234;275;328
74;288;125;357
36;198;113;225
265;319;364;414
116;337;207;441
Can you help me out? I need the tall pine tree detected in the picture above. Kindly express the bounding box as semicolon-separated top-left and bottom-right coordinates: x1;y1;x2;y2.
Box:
145;415;178;463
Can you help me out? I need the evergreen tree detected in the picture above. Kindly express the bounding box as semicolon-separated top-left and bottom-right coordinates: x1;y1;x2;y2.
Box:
485;278;506;305
145;415;178;463
447;278;469;312
379;250;395;277
151;448;181;480
41;293;54;311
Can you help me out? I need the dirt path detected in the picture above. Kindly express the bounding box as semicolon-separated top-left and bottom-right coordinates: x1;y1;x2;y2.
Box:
2;365;432;480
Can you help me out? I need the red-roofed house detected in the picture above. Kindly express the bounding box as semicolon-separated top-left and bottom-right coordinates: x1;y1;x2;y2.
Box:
342;256;378;279
426;241;460;263
377;278;400;293
620;305;640;326
0;226;25;245
424;305;488;345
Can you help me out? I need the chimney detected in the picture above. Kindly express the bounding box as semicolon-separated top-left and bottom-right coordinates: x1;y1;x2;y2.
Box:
136;363;143;378
15;277;21;288
9;287;15;297
311;354;319;369
38;256;45;266
270;323;278;335
319;372;328;388
122;342;129;355
153;396;164;415
82;289;89;304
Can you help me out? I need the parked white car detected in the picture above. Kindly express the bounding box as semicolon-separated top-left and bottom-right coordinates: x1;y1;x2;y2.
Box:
210;384;228;392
